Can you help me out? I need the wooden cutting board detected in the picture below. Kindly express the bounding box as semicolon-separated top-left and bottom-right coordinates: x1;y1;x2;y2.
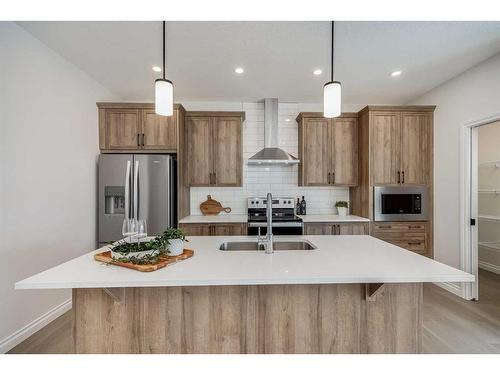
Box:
94;249;194;272
200;195;231;216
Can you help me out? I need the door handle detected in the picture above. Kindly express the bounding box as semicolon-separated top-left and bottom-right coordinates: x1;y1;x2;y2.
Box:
328;173;331;184
397;171;401;184
133;160;139;220
124;160;131;219
402;171;405;184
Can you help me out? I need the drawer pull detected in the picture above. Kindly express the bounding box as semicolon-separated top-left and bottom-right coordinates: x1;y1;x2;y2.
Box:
377;225;392;229
408;225;422;229
407;241;422;245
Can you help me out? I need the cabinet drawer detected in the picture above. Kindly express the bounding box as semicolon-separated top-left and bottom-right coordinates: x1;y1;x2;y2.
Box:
371;222;426;233
372;232;427;254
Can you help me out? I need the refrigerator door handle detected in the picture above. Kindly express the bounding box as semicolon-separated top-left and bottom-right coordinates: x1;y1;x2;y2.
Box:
124;160;131;220
133;160;139;220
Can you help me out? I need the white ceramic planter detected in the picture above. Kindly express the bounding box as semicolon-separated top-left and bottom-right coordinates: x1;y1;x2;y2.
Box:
111;248;160;260
337;207;348;217
168;239;185;256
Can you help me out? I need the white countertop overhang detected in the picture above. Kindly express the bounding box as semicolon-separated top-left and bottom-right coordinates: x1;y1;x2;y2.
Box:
16;235;474;290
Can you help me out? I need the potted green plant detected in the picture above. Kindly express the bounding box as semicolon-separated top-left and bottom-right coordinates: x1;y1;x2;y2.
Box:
161;228;188;256
335;201;349;217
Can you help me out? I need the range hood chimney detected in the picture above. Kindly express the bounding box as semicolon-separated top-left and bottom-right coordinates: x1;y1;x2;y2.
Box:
247;98;300;165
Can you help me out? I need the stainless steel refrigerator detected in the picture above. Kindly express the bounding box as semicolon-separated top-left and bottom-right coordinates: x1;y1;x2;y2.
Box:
98;154;176;246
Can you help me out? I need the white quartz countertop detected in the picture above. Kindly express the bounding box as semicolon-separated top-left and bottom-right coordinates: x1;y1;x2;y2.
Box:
179;215;248;223
16;235;474;289
298;215;370;223
179;214;370;224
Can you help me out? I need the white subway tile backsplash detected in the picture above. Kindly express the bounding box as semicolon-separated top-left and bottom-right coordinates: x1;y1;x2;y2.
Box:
189;102;349;215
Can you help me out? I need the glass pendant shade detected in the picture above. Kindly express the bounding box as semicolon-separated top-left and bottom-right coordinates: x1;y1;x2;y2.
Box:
155;79;173;116
323;81;341;118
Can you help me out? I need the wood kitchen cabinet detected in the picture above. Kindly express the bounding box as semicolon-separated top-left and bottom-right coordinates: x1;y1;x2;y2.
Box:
297;113;358;186
304;222;369;235
350;105;435;258
370;109;432;186
97;102;184;152
371;221;429;256
185;111;244;187
179;223;247;236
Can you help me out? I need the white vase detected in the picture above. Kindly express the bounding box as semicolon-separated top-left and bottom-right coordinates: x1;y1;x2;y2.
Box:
168;239;185;256
337;207;348;217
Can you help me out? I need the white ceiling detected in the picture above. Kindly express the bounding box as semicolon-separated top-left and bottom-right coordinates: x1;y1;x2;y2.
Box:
18;21;500;105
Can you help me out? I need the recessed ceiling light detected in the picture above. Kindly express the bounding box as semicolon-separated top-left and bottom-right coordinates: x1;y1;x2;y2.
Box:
391;70;402;77
152;66;162;72
285;118;291;122
235;67;244;74
313;69;322;76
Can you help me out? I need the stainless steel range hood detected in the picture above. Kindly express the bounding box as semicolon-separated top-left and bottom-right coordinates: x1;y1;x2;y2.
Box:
247;98;300;165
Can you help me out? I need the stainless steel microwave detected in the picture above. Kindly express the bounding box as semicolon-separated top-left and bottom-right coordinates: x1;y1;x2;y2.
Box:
373;186;429;222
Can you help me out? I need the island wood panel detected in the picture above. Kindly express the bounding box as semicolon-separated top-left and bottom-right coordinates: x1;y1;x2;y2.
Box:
106;109;141;150
185;116;212;186
141;109;178;151
332;116;358;185
178;223;211;236
212;117;242;186
370;111;401;185
73;283;422;354
400;112;431;185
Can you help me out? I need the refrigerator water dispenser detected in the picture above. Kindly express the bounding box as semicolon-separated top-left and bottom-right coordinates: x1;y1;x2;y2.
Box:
104;186;125;215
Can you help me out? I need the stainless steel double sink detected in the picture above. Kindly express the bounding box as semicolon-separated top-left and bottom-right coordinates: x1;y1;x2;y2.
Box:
219;240;317;251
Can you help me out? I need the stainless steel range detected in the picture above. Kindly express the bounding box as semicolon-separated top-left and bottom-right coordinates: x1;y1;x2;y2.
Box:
247;197;303;235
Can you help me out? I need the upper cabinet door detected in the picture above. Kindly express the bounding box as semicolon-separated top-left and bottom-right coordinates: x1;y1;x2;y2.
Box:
185;116;212;186
301;118;331;186
400;112;431;185
212;117;242;186
331;117;358;186
141;109;178;151
106;109;140;150
370;112;401;185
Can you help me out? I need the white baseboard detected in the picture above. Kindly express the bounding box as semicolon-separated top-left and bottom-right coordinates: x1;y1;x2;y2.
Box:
0;298;72;354
479;260;500;275
434;281;462;297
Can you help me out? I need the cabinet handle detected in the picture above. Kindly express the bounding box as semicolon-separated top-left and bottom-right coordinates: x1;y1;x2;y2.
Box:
213;172;216;185
332;172;335;185
402;171;405;184
142;133;145;147
209;173;213;185
378;225;392;229
407;241;422;245
408;225;422;229
397;171;401;184
328;173;331;184
137;133;140;147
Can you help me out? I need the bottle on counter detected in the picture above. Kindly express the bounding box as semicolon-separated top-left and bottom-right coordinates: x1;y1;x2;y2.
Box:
296;198;302;215
300;196;307;215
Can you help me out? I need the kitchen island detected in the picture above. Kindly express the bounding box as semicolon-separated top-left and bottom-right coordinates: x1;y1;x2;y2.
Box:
16;235;474;354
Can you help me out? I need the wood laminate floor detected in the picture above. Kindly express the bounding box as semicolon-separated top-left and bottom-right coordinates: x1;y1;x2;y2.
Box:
7;269;500;354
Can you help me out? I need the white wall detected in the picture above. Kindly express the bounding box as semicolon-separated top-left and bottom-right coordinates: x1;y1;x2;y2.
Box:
410;53;500;269
0;22;117;352
478;121;500;273
182;101;362;216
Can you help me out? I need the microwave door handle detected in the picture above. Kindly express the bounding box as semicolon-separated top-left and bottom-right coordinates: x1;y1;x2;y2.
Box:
124;160;131;220
133;160;139;220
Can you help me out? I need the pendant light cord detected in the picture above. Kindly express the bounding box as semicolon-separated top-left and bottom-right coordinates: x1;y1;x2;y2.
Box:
331;20;334;82
162;21;166;80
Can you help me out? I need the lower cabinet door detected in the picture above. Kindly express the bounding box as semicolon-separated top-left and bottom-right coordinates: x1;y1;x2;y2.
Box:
304;223;368;235
178;223;211;236
212;223;247;236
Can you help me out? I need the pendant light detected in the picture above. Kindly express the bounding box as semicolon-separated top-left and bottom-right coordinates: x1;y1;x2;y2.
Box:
323;21;341;118
155;21;173;116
